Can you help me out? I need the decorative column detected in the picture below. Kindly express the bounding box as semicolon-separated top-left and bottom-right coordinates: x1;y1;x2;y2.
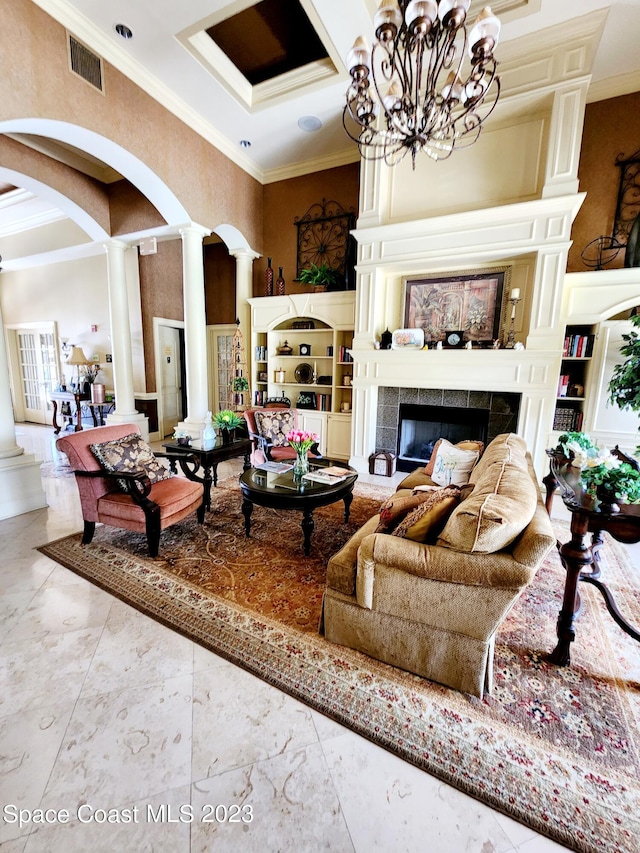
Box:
0;295;46;518
231;249;258;349
104;240;148;437
179;224;211;435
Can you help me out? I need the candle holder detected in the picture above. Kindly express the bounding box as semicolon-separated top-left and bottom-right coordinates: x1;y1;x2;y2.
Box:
504;296;521;349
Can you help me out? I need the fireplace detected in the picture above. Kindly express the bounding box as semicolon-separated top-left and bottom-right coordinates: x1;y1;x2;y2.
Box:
376;387;521;473
398;404;489;471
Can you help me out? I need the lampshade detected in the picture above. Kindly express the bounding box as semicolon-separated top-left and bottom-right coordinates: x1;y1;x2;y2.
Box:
66;346;88;365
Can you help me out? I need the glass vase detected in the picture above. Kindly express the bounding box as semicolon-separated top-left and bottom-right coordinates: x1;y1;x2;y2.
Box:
265;257;273;297
293;448;309;479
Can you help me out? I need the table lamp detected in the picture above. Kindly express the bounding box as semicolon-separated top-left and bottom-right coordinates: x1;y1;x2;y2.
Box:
66;346;88;390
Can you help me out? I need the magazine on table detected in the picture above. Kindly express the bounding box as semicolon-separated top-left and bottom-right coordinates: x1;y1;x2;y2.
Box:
256;461;293;472
303;469;347;485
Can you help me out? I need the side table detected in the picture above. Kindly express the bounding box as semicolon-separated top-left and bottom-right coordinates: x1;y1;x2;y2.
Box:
163;436;251;511
544;450;640;665
50;390;90;434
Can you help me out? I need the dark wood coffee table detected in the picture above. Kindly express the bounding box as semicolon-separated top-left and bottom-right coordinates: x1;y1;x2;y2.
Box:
239;460;358;556
163;436;251;511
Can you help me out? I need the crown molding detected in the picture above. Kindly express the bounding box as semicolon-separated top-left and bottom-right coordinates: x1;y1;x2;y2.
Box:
263;148;360;185
30;0;264;184
587;69;640;104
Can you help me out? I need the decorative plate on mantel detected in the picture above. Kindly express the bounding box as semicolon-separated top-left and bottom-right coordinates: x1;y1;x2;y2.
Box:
391;328;425;349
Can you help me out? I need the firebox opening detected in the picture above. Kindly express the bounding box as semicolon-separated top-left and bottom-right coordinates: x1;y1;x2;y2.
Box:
397;404;490;472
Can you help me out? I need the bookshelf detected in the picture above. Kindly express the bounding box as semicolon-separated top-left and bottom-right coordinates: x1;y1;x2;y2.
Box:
553;324;596;433
248;292;356;459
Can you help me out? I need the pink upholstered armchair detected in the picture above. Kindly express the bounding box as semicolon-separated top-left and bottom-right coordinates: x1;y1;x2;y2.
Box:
242;408;320;466
57;423;204;557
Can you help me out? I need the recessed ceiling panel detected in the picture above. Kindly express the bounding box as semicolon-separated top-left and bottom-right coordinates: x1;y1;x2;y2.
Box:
177;0;341;112
206;0;328;86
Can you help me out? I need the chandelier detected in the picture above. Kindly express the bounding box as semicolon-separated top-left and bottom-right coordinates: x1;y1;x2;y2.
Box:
343;1;501;168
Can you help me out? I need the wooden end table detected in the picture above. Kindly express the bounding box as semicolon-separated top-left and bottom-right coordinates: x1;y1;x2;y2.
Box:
544;450;640;665
163;436;251;511
50;390;90;433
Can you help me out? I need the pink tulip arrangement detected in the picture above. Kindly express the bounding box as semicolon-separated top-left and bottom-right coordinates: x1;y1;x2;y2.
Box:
286;430;318;454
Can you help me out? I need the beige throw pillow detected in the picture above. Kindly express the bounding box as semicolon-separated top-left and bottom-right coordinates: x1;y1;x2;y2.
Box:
430;439;480;487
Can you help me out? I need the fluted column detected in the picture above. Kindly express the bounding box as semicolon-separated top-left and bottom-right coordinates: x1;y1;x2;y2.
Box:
104;240;148;436
180;224;211;434
0;292;46;518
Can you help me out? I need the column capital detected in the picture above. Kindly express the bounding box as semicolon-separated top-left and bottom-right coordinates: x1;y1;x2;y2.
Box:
179;223;211;240
229;248;260;262
102;238;132;252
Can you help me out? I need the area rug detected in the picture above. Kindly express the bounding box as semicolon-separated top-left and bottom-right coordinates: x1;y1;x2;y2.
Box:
39;478;640;853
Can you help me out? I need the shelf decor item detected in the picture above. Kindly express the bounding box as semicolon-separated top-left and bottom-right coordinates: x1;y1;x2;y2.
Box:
202;411;216;448
265;257;274;297
276;266;285;296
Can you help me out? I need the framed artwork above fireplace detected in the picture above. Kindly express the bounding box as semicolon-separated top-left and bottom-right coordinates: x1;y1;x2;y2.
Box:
404;268;510;344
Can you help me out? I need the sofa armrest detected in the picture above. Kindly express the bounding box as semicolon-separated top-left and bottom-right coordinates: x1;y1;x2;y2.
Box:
356;532;539;607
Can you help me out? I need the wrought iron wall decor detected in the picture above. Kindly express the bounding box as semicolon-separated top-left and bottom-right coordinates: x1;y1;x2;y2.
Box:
581;147;640;269
614;148;640;246
294;199;355;284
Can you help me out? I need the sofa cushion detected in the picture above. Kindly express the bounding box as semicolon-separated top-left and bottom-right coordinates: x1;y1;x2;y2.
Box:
469;433;528;485
254;410;296;446
437;457;537;554
431;439;480;487
424;438;484;476
376;489;437;532
90;433;172;492
390;487;460;542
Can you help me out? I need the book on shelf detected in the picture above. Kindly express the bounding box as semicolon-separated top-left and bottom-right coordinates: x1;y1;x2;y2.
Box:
254;345;268;361
553;407;583;432
557;374;570;397
563;334;594;358
315;393;331;412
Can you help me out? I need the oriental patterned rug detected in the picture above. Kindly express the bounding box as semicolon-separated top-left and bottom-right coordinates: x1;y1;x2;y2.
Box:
39;478;640;853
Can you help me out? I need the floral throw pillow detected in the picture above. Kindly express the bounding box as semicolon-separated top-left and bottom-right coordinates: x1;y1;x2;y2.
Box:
90;433;172;492
254;410;296;447
430;439;480;487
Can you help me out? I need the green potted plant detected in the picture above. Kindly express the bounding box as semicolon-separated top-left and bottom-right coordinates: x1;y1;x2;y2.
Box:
214;409;244;431
232;376;249;392
608;312;640;454
581;459;640;508
298;263;342;292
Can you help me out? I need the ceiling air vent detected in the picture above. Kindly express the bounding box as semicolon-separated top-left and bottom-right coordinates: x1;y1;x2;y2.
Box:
68;35;104;92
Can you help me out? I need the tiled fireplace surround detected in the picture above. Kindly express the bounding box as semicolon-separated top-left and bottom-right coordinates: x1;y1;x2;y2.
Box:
376;387;521;470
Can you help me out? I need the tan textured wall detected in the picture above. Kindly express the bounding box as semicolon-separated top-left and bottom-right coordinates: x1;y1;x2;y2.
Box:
108;180;166;235
205;244;236;325
2;0;263;250
259;164;360;296
0;135;111;234
568;92;640;272
139;240;184;393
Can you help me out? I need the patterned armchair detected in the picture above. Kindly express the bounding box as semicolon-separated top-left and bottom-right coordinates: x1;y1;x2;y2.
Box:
242;408;320;466
57;423;204;557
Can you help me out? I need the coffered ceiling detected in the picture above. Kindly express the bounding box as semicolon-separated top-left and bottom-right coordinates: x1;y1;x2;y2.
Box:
22;0;640;184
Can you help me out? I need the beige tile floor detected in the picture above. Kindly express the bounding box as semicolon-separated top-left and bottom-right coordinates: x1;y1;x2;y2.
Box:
2;423;636;853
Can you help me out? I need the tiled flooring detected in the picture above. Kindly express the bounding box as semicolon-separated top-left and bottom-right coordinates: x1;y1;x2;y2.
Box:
2;423;635;852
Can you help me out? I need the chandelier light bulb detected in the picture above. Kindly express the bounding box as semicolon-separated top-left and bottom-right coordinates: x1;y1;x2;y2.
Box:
374;0;403;40
382;80;403;111
404;0;437;31
469;6;501;57
437;0;470;22
347;36;371;74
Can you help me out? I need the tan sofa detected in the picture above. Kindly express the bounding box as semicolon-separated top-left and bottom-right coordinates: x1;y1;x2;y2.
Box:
321;434;555;697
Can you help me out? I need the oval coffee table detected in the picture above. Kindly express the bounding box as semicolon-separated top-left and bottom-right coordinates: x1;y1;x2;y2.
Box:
239;461;358;556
